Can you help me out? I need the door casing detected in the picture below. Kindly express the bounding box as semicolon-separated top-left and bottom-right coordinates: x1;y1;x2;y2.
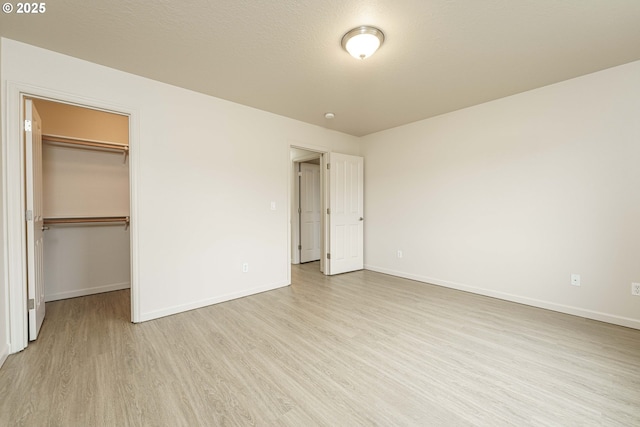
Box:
3;81;140;354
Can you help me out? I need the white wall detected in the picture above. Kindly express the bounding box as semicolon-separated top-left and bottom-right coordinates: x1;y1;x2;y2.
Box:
362;60;640;329
42;144;129;216
43;226;130;301
1;38;360;330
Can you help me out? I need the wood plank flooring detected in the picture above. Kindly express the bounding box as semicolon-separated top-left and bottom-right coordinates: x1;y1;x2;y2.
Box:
1;263;639;426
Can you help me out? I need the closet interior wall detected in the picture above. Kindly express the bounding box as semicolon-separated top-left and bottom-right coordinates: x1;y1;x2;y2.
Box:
34;99;130;302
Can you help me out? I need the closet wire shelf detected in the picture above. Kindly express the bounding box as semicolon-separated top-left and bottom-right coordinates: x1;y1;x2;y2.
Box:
41;133;130;230
42;134;129;163
43;216;130;231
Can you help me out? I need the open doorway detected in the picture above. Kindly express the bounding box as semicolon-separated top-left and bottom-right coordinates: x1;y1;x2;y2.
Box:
291;148;323;271
26;98;131;341
289;146;365;279
297;159;321;263
290;147;325;273
5;82;137;353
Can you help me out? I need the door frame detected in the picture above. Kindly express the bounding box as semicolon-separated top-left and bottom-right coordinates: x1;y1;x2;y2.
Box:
288;145;328;282
3;81;140;354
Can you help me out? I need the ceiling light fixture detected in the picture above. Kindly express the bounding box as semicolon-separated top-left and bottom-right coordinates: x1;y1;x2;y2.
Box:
324;112;335;119
341;26;385;60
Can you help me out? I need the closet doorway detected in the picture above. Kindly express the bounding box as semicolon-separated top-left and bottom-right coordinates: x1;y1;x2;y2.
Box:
26;98;131;341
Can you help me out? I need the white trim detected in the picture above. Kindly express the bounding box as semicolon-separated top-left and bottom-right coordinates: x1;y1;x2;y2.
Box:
128;104;141;323
289;141;330;154
4;82;28;352
139;281;289;322
364;264;640;330
3;81;140;354
0;342;9;369
45;282;131;302
292;153;321;163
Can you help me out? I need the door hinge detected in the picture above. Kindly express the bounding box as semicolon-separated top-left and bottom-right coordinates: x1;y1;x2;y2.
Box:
327;253;331;259
26;210;33;221
298;172;303;177
24;120;32;132
327;208;331;214
28;299;34;310
298;245;302;250
298;207;301;214
326;163;330;170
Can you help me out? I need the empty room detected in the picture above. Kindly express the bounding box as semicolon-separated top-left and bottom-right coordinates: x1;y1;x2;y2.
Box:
1;1;639;425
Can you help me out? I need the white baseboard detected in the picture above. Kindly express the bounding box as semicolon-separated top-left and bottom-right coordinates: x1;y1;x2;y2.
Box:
364;264;640;330
0;341;9;369
45;282;131;302
138;280;290;322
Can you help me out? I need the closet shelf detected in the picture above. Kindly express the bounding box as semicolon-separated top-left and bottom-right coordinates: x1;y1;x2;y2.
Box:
43;216;130;230
42;134;129;162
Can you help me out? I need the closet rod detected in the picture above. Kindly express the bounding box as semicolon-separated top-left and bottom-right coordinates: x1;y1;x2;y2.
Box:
42;134;129;153
43;216;130;230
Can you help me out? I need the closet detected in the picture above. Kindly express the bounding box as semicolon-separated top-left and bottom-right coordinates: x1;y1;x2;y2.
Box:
33;99;131;303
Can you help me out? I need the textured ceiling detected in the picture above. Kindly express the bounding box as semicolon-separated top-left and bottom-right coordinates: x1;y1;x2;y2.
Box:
2;0;640;136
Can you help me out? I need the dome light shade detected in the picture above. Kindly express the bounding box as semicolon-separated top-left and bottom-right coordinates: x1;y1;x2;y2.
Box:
341;26;385;60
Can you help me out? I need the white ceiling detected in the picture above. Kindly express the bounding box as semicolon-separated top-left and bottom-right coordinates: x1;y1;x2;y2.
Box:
2;0;640;136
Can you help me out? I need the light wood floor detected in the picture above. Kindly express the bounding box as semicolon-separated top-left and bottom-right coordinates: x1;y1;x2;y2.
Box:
1;263;639;426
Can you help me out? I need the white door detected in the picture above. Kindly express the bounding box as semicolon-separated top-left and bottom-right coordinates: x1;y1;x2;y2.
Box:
300;162;321;263
25;99;46;341
327;153;364;275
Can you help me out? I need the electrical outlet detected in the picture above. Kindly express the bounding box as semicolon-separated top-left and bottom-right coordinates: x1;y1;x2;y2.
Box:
632;283;640;296
571;274;581;286
242;262;249;273
397;250;403;259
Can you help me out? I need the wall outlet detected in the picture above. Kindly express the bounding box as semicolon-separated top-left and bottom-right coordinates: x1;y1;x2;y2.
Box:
397;250;403;259
571;274;581;286
632;283;640;296
242;262;249;273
